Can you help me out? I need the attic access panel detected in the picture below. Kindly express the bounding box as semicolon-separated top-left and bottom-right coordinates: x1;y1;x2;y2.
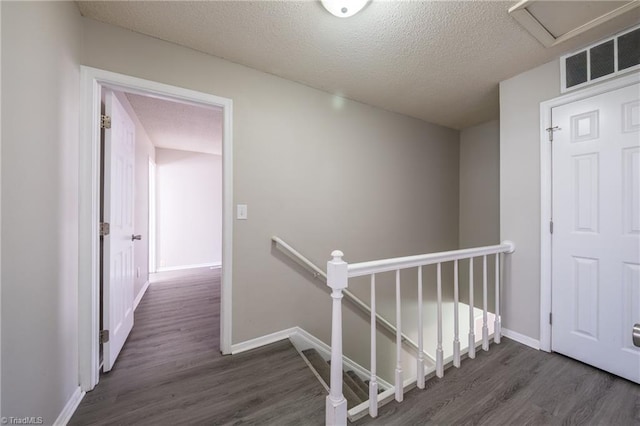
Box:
509;0;640;47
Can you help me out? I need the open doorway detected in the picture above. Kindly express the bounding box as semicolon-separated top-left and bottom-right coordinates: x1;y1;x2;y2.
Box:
99;88;225;372
125;91;225;275
80;67;234;392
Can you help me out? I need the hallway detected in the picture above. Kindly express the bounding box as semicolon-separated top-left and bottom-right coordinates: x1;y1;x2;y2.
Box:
70;268;326;425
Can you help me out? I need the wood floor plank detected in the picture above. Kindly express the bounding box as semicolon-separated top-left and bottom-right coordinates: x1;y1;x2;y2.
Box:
356;339;638;425
70;268;326;426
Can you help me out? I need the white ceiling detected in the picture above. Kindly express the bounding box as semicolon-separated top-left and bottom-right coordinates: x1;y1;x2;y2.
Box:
125;93;223;155
79;1;640;130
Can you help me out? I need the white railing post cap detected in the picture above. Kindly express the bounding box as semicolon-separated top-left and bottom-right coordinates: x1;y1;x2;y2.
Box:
331;250;344;261
327;250;348;291
502;240;516;253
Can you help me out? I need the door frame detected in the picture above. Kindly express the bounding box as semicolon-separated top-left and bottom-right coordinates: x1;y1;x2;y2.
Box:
539;71;640;352
79;66;234;391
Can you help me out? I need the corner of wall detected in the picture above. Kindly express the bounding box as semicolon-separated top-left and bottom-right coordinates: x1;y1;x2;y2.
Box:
458;119;501;249
498;58;560;341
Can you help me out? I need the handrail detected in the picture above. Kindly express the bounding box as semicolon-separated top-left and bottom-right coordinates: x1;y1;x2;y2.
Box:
348;241;515;278
272;237;327;280
271;236;431;361
325;241;516;424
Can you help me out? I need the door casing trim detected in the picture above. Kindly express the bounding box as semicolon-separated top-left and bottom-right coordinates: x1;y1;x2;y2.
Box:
539;72;639;352
79;66;234;391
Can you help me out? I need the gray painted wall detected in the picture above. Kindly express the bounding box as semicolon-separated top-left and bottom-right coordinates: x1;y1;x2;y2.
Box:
0;0;529;418
459;120;500;311
459;120;500;248
499;60;560;340
1;1;81;422
0;1;463;417
79;16;460;379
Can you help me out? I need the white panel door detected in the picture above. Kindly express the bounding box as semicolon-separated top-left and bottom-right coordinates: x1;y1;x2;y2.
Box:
103;90;136;372
552;82;640;383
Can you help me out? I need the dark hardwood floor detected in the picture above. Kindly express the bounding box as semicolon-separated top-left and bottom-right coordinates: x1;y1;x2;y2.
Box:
357;339;639;426
70;268;326;425
71;268;639;425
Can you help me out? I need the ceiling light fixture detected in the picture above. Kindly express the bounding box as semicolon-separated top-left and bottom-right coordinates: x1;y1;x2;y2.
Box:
320;0;370;18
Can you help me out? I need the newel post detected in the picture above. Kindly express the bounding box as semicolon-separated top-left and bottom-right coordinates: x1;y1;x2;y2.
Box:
326;250;348;426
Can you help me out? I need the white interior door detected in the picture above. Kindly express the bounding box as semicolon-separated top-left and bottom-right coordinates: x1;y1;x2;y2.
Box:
148;158;156;274
103;90;136;372
552;82;640;383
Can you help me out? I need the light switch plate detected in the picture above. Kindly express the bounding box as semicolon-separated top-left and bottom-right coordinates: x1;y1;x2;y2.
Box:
237;204;248;220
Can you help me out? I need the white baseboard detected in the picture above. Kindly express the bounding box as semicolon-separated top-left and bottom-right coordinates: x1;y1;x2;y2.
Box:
230;327;296;354
502;328;540;350
156;262;221;272
133;280;150;311
231;326;392;390
291;327;393;390
53;386;85;426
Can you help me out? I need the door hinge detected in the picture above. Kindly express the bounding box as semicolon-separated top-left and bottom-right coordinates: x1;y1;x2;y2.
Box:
99;222;110;237
99;330;110;344
546;126;560;142
550;220;554;234
549;313;553;325
100;114;112;129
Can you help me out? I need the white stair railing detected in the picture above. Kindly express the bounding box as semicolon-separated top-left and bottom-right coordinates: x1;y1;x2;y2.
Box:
326;241;515;425
272;236;434;363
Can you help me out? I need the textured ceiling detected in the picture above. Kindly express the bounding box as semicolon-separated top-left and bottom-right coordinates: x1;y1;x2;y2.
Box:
78;1;640;130
126;93;223;155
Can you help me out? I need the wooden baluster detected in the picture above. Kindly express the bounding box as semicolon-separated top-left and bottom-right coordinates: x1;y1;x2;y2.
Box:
494;253;501;344
436;263;444;378
326;251;348;426
468;257;475;359
453;259;460;367
482;255;489;351
395;269;403;402
369;274;378;417
417;266;425;389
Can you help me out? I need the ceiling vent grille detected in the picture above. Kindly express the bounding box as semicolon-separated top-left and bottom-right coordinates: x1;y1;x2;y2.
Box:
561;24;640;93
